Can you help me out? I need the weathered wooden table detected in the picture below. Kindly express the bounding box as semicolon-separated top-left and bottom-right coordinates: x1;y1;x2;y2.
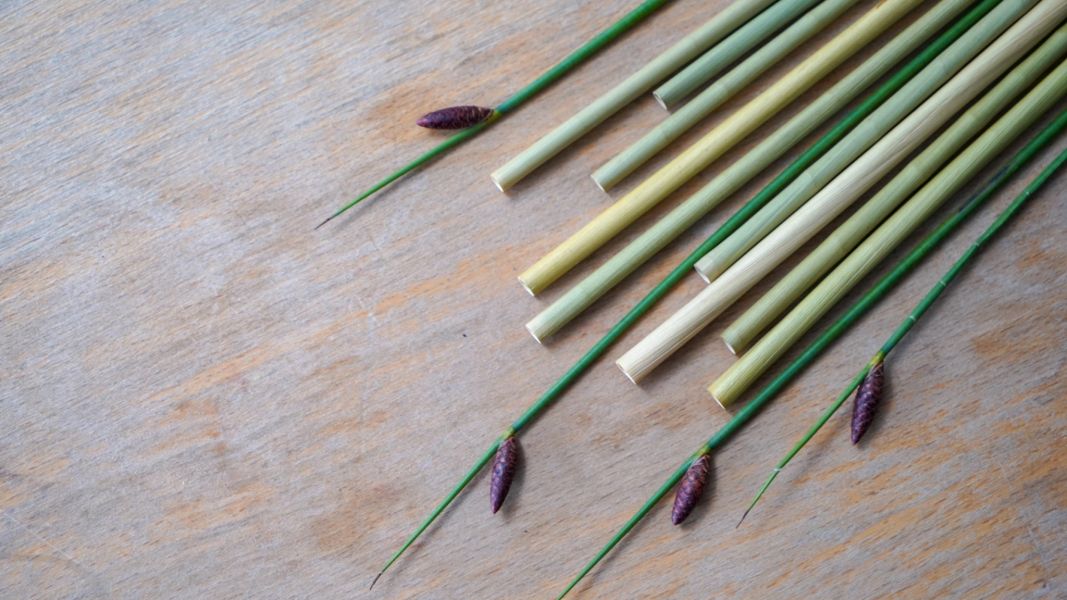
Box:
2;1;1064;598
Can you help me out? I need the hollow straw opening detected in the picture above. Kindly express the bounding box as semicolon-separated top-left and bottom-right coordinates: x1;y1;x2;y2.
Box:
615;360;640;385
525;321;546;345
652;91;671;111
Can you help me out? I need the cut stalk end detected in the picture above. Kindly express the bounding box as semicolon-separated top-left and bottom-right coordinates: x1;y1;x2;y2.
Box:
615;359;640;385
652;90;671;111
517;275;537;297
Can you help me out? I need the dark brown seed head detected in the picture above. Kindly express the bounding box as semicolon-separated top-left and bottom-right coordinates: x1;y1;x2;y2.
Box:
851;361;885;444
671;454;712;525
416;105;494;129
490;436;520;514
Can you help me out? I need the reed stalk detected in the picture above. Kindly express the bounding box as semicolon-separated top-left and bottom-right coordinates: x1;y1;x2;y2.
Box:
594;0;858;191
556;114;1067;600
739;128;1067;527
722;30;1067;354
653;0;824;110
618;1;1062;385
709;58;1067;407
693;0;1044;281
316;0;672;229
525;0;981;343
489;0;776;192
518;0;921;295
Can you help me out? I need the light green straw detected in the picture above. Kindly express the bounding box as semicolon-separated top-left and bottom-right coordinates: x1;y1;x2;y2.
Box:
526;0;977;342
593;0;857;190
489;0;775;192
556;111;1067;600
652;0;825;110
739;120;1067;527
692;0;1038;281
710;55;1067;406
317;0;674;228
722;27;1067;354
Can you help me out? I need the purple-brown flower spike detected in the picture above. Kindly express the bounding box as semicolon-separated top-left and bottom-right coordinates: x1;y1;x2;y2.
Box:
490;436;520;513
671;454;712;525
417;105;494;129
851;361;885;444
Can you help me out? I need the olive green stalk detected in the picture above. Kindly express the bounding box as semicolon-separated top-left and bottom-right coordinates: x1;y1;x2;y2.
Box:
723;29;1067;354
653;0;825;110
520;0;921;295
525;0;978;342
489;0;775;192
317;0;673;229
739;124;1067;527
693;0;1042;281
594;0;857;191
709;57;1067;406
556;113;1067;600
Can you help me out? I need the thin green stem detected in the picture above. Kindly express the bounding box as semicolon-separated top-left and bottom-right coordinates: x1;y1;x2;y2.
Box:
318;0;670;227
374;4;995;585
740;112;1067;525
557;111;1067;599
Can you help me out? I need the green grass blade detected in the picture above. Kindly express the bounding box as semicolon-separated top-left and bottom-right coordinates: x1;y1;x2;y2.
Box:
318;0;670;227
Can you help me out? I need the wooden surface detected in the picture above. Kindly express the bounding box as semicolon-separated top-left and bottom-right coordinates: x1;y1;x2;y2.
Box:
1;1;1064;598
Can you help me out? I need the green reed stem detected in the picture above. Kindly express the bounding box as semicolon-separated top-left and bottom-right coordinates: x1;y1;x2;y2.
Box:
738;114;1067;526
317;0;671;228
556;112;1067;600
372;2;997;585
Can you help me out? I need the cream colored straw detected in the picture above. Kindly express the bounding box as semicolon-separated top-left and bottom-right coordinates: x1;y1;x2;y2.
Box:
616;0;1064;383
722;30;1067;355
710;54;1067;406
518;0;921;295
489;0;776;192
524;0;974;343
594;0;859;191
693;0;1043;282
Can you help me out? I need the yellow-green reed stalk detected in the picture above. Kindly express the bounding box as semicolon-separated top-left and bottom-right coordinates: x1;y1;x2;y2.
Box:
709;58;1067;407
556;114;1067;600
489;0;776;192
316;0;673;228
525;0;978;343
722;28;1067;355
594;0;858;191
740;125;1067;527
617;1;1062;386
653;0;826;110
518;0;921;295
693;0;1045;281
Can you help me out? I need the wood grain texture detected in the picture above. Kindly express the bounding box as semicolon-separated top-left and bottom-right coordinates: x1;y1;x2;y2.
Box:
0;1;1063;598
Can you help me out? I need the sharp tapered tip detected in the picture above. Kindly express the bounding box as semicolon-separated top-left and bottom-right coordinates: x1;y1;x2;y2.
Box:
369;570;384;590
314;215;336;230
736;509;751;529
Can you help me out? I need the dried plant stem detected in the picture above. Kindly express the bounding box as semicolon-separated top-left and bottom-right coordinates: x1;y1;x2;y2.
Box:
594;0;857;191
723;29;1067;354
653;0;824;110
739;122;1067;526
525;0;981;342
557;113;1067;600
489;0;776;192
710;57;1067;406
518;0;921;295
317;0;672;228
617;1;1062;385
692;0;1044;281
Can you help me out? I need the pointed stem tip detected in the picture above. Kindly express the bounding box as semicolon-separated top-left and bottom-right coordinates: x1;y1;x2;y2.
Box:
417;105;495;130
490;436;520;513
671;454;711;525
851;361;885;444
369;570;383;591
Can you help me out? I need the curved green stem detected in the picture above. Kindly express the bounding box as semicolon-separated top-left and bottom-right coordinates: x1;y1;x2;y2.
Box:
557;110;1067;599
740;113;1067;525
319;0;670;227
